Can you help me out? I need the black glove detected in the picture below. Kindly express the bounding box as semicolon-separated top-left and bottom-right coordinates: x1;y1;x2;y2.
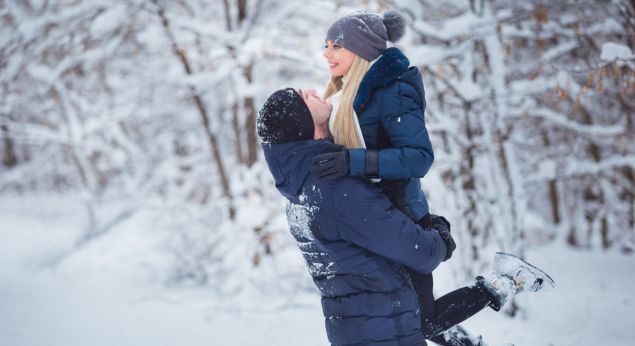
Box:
310;148;350;180
418;214;456;262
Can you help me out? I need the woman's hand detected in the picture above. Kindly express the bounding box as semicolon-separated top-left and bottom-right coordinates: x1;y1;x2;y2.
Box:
311;147;350;180
299;88;332;128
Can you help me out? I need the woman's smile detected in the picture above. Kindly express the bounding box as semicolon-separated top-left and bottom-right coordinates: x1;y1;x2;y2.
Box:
323;40;356;77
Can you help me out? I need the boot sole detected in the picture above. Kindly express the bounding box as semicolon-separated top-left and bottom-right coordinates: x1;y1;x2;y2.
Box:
494;252;555;292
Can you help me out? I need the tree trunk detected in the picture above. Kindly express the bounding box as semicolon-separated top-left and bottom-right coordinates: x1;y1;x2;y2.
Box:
627;167;635;231
548;180;561;224
237;0;247;23
1;124;17;168
461;103;481;279
232;103;245;164
154;0;234;218
222;0;232;31
577;98;607;248
481;11;525;257
541;130;561;225
242;63;258;167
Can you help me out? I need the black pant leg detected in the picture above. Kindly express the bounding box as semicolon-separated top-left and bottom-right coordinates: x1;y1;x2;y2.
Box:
407;268;436;317
421;282;492;339
428;334;453;346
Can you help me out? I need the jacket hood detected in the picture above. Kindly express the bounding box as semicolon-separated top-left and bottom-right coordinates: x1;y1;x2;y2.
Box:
354;47;424;113
262;139;341;202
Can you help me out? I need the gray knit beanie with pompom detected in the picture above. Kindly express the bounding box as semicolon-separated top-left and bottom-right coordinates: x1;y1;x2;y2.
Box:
325;10;406;61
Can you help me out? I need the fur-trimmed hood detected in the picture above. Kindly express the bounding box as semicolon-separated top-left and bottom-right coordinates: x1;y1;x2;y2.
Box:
354;47;424;113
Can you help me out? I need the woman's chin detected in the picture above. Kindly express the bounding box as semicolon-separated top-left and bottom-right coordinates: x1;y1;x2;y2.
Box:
329;70;343;77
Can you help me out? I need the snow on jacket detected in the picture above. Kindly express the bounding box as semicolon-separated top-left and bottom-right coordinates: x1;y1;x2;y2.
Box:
263;139;446;346
347;47;433;221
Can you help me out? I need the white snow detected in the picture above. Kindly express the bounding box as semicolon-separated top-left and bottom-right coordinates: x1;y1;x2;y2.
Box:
453;246;635;346
1;194;634;346
600;42;634;62
286;201;318;241
2;1;634;346
90;4;126;36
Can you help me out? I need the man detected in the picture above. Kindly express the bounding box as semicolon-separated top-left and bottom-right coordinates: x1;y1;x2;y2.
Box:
257;88;554;346
258;88;448;345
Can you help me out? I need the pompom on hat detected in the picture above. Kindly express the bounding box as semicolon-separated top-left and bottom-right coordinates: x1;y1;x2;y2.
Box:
325;10;406;61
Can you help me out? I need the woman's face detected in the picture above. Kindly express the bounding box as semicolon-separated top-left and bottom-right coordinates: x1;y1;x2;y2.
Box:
299;89;332;126
323;40;356;77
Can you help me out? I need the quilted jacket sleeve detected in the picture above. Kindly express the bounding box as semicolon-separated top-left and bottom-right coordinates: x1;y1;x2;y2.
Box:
348;81;434;179
332;179;446;274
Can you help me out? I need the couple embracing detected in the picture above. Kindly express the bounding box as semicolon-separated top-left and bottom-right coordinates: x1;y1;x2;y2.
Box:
256;10;554;346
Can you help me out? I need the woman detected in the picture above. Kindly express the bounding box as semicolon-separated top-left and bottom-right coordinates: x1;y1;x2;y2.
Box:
313;11;433;223
310;10;489;345
311;9;454;340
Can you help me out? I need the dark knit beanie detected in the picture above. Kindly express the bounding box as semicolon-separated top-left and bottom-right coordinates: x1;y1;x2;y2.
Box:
325;10;406;61
257;88;314;144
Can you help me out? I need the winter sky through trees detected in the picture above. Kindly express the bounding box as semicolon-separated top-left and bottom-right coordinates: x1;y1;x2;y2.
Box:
1;0;634;345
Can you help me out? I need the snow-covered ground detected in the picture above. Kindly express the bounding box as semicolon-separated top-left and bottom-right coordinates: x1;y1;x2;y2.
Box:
1;195;633;346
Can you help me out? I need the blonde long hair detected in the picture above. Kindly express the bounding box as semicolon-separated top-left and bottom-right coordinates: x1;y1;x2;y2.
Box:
324;55;370;149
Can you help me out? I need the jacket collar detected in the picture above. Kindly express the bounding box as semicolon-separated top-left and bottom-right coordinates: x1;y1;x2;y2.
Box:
354;47;410;113
262;140;340;201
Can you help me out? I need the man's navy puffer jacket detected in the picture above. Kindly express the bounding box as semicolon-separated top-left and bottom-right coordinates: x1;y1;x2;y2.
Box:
263;139;446;345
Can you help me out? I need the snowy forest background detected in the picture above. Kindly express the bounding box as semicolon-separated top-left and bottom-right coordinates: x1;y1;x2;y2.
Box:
1;0;634;345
